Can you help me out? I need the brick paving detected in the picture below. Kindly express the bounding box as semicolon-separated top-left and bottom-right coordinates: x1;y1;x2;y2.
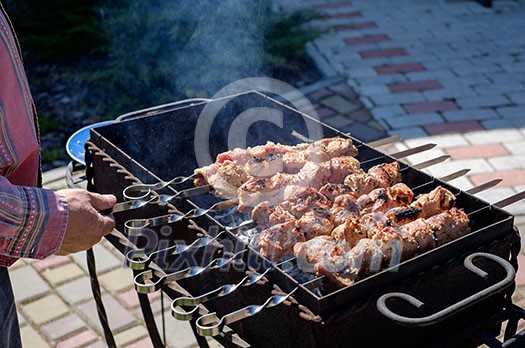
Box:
8;0;525;346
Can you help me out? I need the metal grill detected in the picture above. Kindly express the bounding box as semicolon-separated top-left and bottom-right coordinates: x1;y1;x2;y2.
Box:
85;91;522;348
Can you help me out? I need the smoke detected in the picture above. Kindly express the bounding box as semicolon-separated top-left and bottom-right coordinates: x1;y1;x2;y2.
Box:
99;0;271;102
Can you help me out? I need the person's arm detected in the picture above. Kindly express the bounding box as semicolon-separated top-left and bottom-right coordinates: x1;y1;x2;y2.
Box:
0;176;116;259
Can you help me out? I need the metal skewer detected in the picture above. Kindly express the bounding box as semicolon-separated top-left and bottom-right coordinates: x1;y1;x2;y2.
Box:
195;288;298;337
134;250;246;294
171;269;271;320
126;232;226;271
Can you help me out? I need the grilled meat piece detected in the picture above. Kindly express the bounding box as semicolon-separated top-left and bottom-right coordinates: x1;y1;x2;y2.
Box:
252;201;295;230
238;172;297;211
294;236;339;272
319;183;352;201
320;156;363;184
310;137;358;159
344;162;402;196
217;147;252;165
252;201;272;229
298;208;333;240
204;161;250;198
280;186;332;218
429;207;470;246
357;183;414;214
331;194;361;226
255;220;305;261
331;217;366;246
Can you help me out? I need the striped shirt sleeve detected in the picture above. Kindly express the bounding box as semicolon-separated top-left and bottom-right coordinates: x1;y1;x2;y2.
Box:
0;176;68;260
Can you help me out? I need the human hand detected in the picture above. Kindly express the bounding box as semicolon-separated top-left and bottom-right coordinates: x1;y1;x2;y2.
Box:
56;189;117;255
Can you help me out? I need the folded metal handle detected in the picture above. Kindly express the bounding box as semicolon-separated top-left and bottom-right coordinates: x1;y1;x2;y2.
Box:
171;269;270;321
134;250;246;294
376;252;515;327
124;211;189;236
122;175;202;200
196;288;297;337
126;232;225;270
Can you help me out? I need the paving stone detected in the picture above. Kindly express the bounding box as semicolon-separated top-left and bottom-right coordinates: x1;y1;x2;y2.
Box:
384;112;443;129
313;1;353;10
371;92;427;106
455;95;511;109
488;155;525;171
374;62;425;74
403;100;459;114
442;108;498;122
387;126;428;139
78;294;137;332
32;255;71;272
340;122;386;142
503;140;525;155
507;92;525;105
41;313;86;341
307;88;333;102
20;325;51;348
10;265;50;302
446;144;509;160
465;129;524;145
72;243;124;274
56;276;97;305
445;176;474;192
85;340;107;348
316;107;337;119
323;114;353;129
344;34;390;46
343;67;378;78
322;11;362;20
21;294;69;325
496;106;525;119
482;118;525;130
359;47;407;59
56;329;99;348
471;170;525;188
41;263;85;286
124;337;154;348
415;132;472;148
98;267;134;293
155;312;197;348
349;108;372;122
114;325;148;347
422;158;494;179
336;21;377;31
320;94;360;113
370;105;406;118
388;80;442;93
425;121;483;135
357;85;391;95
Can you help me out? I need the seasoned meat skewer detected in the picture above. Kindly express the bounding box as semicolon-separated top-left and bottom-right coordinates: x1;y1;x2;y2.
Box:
332;185;456;246
258;184;454;262
251;162;404;228
195;137;358;195
238;156;361;211
298;207;470;289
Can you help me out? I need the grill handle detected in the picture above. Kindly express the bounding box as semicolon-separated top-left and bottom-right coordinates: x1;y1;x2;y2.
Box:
376;252;515;327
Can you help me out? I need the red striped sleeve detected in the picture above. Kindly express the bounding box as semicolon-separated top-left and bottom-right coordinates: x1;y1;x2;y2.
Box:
0;5;69;266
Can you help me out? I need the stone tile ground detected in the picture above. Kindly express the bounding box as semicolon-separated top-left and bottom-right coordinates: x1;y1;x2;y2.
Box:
9;0;525;346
